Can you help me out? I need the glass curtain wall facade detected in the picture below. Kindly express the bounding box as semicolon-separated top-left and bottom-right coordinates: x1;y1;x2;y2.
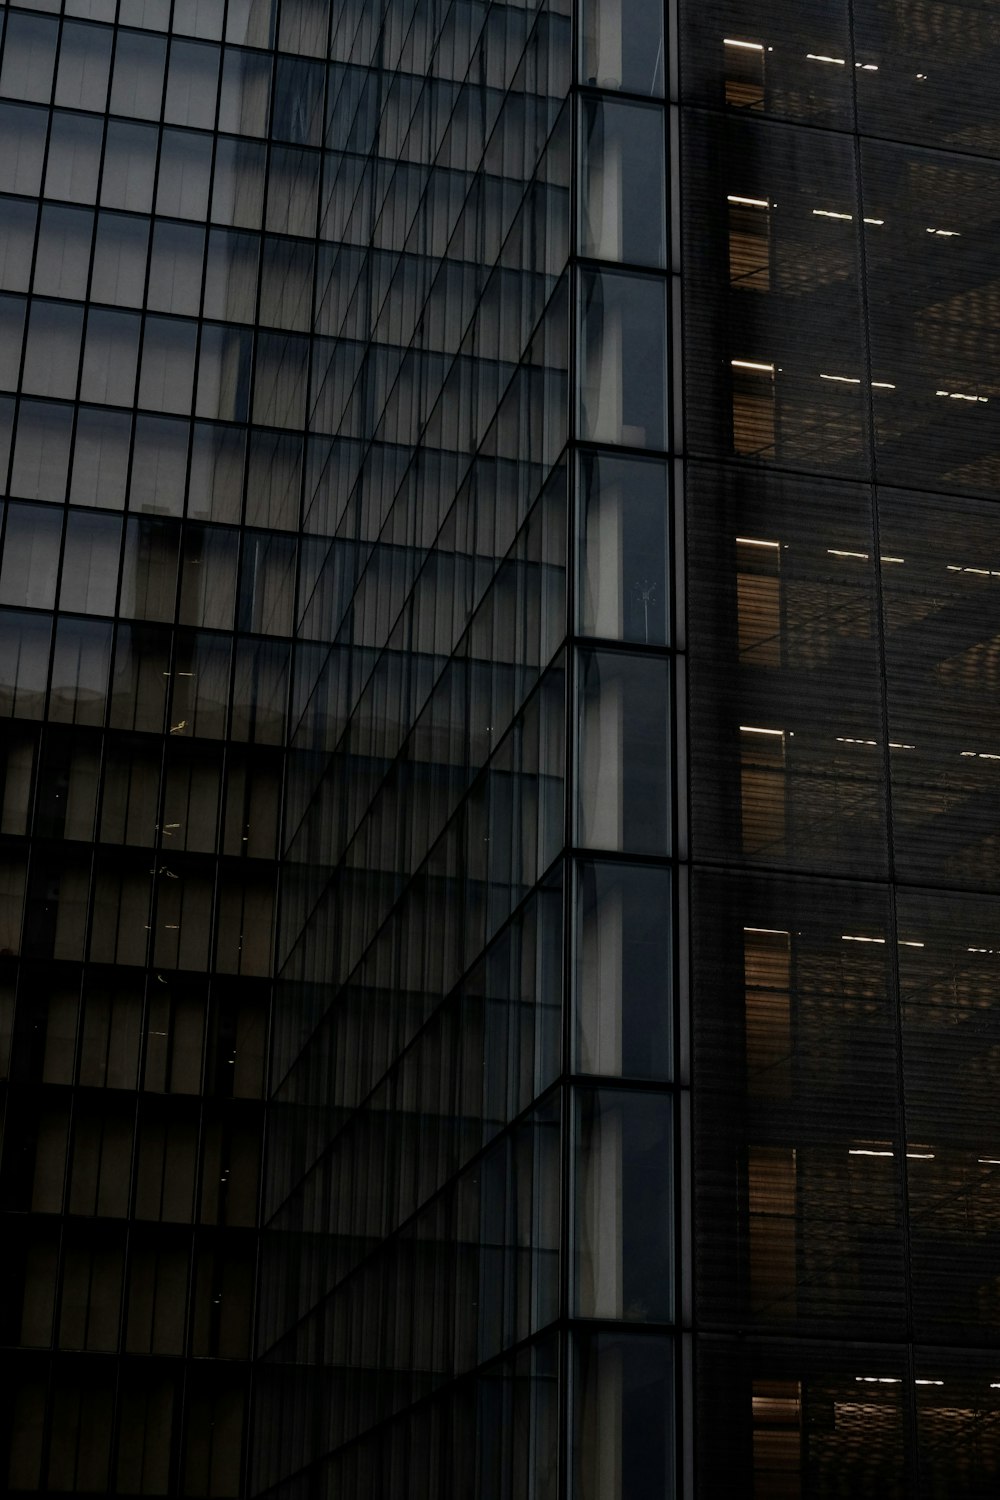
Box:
254;0;680;1493
683;0;1000;1495
0;0;330;1493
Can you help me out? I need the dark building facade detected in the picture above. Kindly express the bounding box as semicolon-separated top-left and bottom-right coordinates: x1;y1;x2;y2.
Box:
1;0;999;1495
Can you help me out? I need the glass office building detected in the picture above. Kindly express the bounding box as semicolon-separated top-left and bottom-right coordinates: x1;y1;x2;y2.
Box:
0;0;999;1495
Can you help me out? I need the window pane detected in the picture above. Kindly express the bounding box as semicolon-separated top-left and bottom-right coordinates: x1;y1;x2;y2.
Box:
48;617;112;726
574;1087;673;1320
0;503;62;608
54;20;113;112
10;401;74;502
34;204;93;300
577;649;670;855
581;270;668;450
0;13;58;104
581;0;664;94
0;197;38;294
581;97;666;266
44;112;103;203
579;451;669;644
0;102;48;195
70;408;132;510
573;1332;674;1499
576;860;672;1080
90;212;150;306
110;29;166;119
60;510;122;614
21;300;84;400
101;121;158;214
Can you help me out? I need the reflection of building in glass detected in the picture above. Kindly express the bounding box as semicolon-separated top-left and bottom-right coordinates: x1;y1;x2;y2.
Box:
0;0;999;1493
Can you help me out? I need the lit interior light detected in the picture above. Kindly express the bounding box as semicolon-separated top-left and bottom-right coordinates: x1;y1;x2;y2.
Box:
916;73;927;79
960;750;1000;760
740;725;784;735
743;926;790;935
827;548;869;559
864;218;886;225
807;53;846;64
898;940;925;947
842;934;886;943
871;381;896;389
855;62;879;70
927;228;960;236
969;948;998;955
936;390;988;402
724;37;764;49
850;1150;894;1157
888;742;916;751
855;1376;902;1383
820;373;862;384
736;536;781;548
980;1158;1000;1165
813;209;853;220
728;194;770;207
907;1152;935;1160
732;359;774;372
837;737;878;746
947;565;1000;576
915;1380;944;1387
880;554;905;562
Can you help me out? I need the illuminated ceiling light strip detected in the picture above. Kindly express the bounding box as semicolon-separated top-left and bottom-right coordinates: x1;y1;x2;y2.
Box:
725;37;763;49
842;934;886;943
871;381;896;389
736;536;780;548
880;554;905;562
864;217;885;225
927;227;960;236
732;359;774;372
969;948;997;955
728;194;769;207
898;940;925;947
888;742;916;751
820;373;862;383
855;62;879;70
836;737;878;746
914;1380;944;1386
807;52;846;64
813;209;853;220
827;548;869;559
936;390;988;402
980;1159;1000;1165
855;1376;902;1384
960;750;1000;760
740;725;784;735
849;1148;934;1159
743;926;790;935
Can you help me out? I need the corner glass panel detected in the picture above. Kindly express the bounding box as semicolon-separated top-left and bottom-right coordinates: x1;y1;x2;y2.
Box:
580;0;665;94
572;1331;674;1498
577;648;670;855
575;860;671;1080
579;451;669;644
580;270;668;451
580;98;666;268
574;1087;673;1320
